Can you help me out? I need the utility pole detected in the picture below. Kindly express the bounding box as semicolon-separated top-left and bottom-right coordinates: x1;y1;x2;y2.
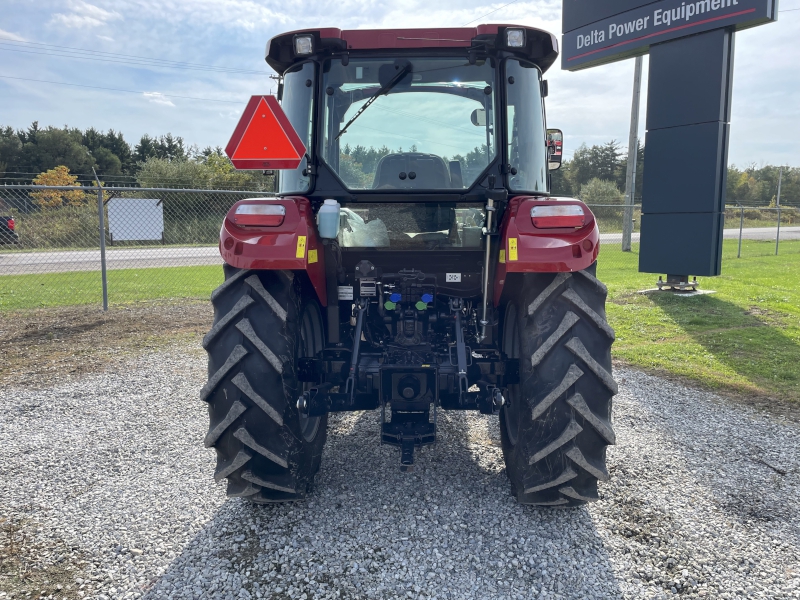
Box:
622;55;643;252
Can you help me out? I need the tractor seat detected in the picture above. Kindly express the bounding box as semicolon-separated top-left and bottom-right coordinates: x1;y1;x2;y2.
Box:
372;153;451;189
412;232;450;248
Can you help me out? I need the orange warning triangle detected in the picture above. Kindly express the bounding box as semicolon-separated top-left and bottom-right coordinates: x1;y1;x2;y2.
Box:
226;95;306;170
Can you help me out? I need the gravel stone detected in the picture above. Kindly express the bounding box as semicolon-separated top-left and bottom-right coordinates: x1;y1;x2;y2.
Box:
1;347;798;599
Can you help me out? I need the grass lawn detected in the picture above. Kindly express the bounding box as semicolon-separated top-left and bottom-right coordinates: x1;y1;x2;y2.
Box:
598;239;800;401
0;265;223;310
1;239;798;401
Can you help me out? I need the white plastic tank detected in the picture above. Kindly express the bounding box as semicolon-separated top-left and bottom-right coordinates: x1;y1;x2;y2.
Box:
317;199;341;239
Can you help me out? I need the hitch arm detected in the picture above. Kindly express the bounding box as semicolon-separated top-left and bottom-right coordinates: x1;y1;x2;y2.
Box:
479;182;507;342
451;299;469;400
345;300;367;401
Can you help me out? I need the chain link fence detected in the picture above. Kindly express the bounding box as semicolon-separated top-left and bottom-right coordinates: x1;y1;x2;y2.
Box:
725;204;800;258
0;185;272;309
1;186;798;310
590;203;799;267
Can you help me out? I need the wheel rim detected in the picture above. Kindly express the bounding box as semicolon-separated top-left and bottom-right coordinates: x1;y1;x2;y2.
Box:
503;304;521;446
299;303;322;442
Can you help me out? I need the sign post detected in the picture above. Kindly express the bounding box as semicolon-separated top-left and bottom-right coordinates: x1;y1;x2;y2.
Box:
562;0;778;279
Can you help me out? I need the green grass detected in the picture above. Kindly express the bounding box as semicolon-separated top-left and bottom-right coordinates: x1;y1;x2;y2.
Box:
0;265;223;310
2;239;798;400
598;239;800;401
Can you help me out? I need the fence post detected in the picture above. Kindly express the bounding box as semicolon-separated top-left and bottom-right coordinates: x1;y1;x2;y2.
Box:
93;171;109;311
775;166;783;256
738;204;743;258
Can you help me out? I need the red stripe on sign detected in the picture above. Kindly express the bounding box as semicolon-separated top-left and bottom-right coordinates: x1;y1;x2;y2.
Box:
568;8;756;61
225;96;261;159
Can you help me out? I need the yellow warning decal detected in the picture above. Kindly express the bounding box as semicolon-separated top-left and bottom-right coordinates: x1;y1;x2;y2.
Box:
499;249;506;264
308;248;318;264
508;238;518;261
296;236;307;259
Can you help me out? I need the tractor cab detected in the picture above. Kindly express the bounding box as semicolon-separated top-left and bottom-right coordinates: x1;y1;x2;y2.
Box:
271;26;556;203
262;25;564;346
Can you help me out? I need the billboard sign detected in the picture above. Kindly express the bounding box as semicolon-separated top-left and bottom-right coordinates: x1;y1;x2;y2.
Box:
562;0;777;70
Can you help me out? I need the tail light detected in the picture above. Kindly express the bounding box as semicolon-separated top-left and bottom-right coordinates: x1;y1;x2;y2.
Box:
531;205;585;229
233;203;285;227
7;217;14;231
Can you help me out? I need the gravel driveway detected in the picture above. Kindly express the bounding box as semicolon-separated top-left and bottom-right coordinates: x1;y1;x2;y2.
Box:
1;347;798;600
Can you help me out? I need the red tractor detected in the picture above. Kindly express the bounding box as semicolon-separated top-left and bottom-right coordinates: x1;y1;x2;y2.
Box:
201;25;616;506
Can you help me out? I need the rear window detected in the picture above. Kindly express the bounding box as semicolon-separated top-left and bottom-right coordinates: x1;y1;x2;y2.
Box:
338;203;485;249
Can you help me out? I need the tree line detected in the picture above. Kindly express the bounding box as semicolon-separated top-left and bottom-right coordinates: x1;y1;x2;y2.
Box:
0;122;273;190
339;143;492;188
553;140;798;207
550;141;643;202
1;122;794;205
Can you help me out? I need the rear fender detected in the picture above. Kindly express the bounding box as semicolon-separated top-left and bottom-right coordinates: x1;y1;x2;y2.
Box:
493;196;600;306
219;197;327;306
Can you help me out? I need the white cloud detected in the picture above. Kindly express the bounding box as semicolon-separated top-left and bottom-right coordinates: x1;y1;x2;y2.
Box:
127;0;292;30
143;92;175;107
50;1;122;29
2;0;795;166
0;28;27;42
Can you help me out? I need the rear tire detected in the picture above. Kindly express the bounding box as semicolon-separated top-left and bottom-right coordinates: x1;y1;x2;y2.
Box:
201;266;328;503
499;263;617;506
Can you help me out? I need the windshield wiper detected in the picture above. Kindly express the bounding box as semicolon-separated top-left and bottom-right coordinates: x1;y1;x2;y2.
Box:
335;63;412;140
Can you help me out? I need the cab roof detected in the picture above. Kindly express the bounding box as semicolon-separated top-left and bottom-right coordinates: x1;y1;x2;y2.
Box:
266;25;559;74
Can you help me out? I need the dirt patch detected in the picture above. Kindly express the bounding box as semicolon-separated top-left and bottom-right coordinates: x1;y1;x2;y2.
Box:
0;513;88;599
0;301;211;389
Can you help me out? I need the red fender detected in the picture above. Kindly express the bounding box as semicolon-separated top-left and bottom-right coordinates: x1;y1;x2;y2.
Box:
493;196;600;306
219;197;328;306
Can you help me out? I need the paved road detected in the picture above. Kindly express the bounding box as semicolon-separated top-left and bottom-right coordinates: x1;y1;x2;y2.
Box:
0;246;222;275
603;226;800;244
1;227;798;275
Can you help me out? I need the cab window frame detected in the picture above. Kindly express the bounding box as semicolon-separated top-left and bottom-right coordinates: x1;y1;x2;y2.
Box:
315;54;502;196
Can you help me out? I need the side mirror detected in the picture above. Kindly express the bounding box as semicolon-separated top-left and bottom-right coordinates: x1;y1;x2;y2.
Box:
547;128;563;170
471;108;486;127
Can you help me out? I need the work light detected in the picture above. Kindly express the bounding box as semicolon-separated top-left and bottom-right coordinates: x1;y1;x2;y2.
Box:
506;29;525;48
294;34;314;56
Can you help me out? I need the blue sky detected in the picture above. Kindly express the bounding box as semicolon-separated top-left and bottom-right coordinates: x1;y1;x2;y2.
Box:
1;0;798;167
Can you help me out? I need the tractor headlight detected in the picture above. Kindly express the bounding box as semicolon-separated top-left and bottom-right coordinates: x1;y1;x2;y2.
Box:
293;34;314;56
506;29;525;48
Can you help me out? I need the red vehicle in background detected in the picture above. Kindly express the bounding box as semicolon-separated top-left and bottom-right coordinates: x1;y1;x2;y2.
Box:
0;215;18;244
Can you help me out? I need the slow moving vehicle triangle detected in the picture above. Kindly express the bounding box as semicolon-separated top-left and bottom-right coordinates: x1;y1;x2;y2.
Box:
225;95;306;170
